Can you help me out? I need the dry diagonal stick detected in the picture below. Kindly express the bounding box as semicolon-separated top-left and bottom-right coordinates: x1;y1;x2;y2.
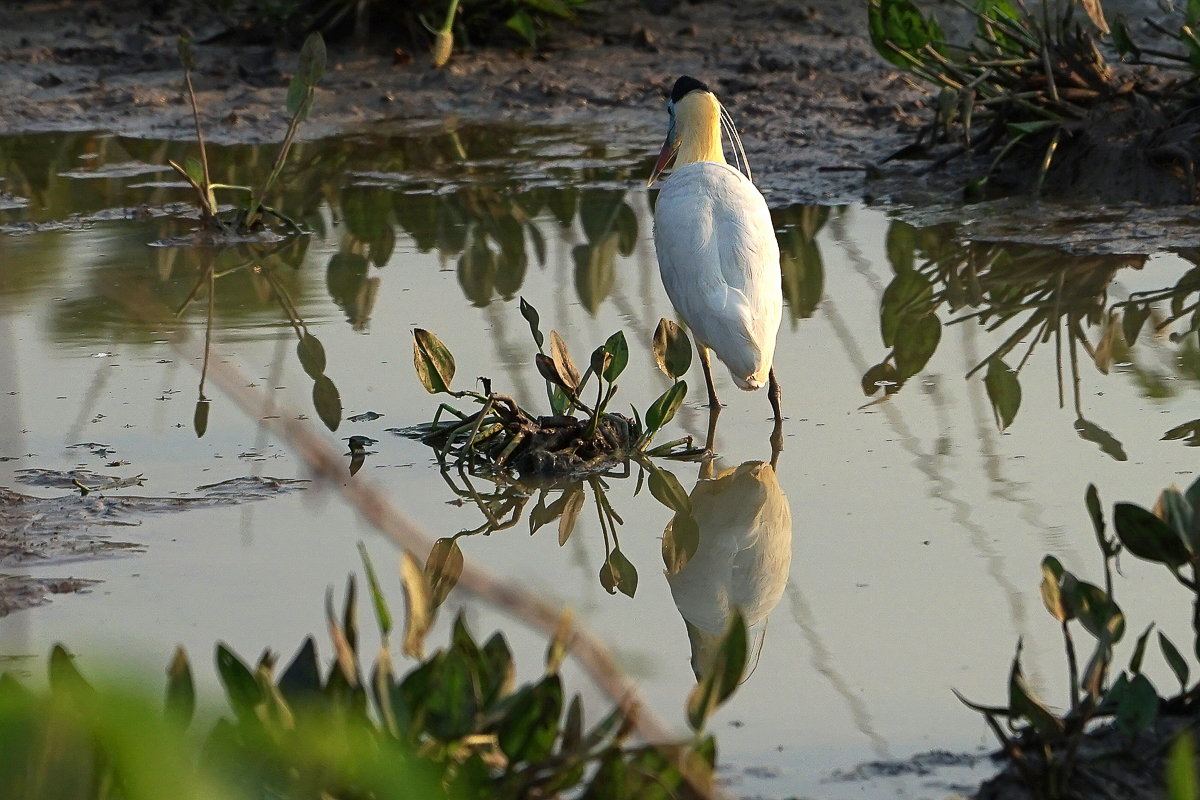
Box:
108;280;719;798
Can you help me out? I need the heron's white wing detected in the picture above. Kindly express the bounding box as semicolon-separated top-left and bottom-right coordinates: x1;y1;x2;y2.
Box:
653;162;782;386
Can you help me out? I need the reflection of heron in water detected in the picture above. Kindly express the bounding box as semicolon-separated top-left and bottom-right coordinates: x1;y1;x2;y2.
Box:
663;411;791;679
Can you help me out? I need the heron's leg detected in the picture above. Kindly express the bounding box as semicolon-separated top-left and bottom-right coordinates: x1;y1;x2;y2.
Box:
768;367;782;422
698;345;720;409
700;405;721;480
769;419;784;468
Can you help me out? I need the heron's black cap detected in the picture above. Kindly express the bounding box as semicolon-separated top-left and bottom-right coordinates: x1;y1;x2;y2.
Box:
670;76;710;103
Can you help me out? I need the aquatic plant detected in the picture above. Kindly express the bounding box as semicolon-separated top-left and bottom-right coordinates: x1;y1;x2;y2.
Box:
0;550;746;799
869;0;1200;202
961;479;1200;798
172;33;325;235
406;299;704;479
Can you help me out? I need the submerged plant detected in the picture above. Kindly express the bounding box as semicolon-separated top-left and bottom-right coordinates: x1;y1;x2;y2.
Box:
172;33;326;235
404;299;703;480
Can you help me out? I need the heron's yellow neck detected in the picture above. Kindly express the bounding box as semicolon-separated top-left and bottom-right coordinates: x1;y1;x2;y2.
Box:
674;92;726;167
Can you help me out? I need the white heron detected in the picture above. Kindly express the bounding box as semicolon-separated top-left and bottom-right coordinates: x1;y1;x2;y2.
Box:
649;75;783;422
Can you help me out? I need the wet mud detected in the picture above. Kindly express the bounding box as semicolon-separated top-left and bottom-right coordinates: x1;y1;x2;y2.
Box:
0;0;928;206
0;475;308;615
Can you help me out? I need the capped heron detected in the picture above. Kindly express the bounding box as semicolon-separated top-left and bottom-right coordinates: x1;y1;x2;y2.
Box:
649;75;783;422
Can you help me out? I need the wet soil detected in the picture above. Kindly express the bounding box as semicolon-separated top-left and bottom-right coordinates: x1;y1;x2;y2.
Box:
0;0;929;206
0;475;308;615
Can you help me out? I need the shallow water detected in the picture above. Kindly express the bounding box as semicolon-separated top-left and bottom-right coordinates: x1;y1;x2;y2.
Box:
2;126;1200;798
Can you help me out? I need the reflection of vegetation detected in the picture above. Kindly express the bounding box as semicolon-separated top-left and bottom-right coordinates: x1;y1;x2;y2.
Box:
178;245;342;434
0;557;733;800
962;480;1200;799
406;301;702;480
772;205;828;324
869;220;1150;457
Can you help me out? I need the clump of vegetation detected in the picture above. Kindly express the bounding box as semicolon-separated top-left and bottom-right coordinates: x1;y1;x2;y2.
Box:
0;547;746;799
869;0;1200;202
172;32;325;236
961;479;1200;799
214;0;586;62
407;299;704;479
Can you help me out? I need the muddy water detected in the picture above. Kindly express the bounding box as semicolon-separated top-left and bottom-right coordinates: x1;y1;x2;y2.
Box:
2;126;1200;798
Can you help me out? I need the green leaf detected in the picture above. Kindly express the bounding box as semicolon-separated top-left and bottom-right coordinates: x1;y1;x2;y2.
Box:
558;486;585;546
185;156;205;188
868;0;947;68
686;610;748;731
278;637;322;703
550;384;570;415
1161;632;1191;692
1114;502;1191;569
1073;580;1125;644
603;331;628;382
885;220;916;273
1123;302;1150;345
165;646;195;728
505;10;537;45
425;537;464;609
662;511;700;574
1086;484;1107;551
562;694;584;752
193;399;210;438
215;643;263;720
48;644;92;699
495;675;564;763
550;330;581;392
1115;673;1158;736
1130;623;1154;674
984;357;1021;430
312;374;342;432
893;312;941;380
519;297;545;350
1039;555;1075;622
649;467;692;516
599;548;638;598
645;380;687;437
880;270;933;348
297;31;327;87
177;35;195;70
413;328;456;394
653;318;692;380
1008;641;1063;739
297;333;327;379
357;542;393;639
861;361;900;396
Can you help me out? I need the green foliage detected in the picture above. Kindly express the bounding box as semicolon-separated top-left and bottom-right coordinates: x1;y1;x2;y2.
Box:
0;570;728;800
960;478;1200;796
170;33;324;235
405;300;703;479
866;0;1200;196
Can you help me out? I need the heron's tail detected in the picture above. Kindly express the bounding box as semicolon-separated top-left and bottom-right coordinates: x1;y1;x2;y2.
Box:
733;369;768;392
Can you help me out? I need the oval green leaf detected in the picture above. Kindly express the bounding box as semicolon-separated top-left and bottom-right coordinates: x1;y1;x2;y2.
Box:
413;328;456;394
653;318;692;380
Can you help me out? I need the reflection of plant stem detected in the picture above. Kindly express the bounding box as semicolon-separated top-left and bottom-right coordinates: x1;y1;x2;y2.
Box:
1062;620;1078;710
199;266;214;401
1054;270;1065;408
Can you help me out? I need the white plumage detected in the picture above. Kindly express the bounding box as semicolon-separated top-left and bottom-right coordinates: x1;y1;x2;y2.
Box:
653;161;781;391
648;75;784;420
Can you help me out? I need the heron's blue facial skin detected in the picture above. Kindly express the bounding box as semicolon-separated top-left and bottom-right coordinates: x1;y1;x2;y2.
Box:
664;107;678;150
